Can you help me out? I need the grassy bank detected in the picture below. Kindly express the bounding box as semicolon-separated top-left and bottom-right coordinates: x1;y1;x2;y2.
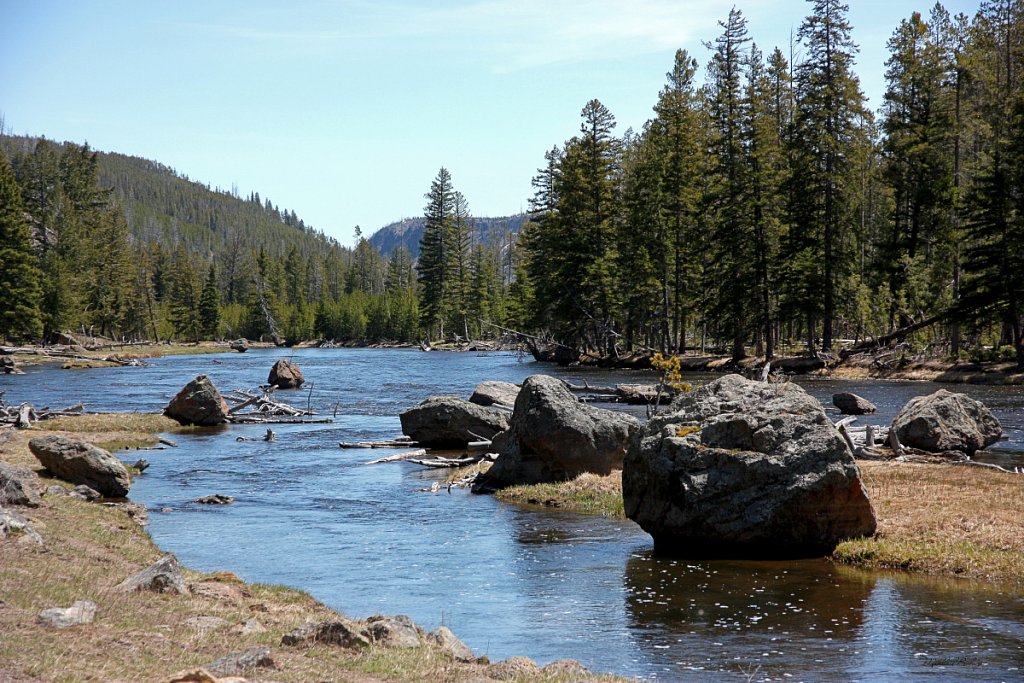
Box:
0;416;627;683
495;472;625;517
497;463;1024;587
832;461;1024;585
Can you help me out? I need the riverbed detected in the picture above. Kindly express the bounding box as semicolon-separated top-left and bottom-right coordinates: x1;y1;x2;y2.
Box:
2;348;1022;681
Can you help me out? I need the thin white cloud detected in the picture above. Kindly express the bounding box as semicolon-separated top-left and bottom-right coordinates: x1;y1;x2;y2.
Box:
177;0;770;72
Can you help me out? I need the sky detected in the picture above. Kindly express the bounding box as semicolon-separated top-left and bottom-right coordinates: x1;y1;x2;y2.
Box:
1;0;983;247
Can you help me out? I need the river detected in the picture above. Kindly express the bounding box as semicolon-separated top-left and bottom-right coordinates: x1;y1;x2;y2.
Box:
2;348;1022;681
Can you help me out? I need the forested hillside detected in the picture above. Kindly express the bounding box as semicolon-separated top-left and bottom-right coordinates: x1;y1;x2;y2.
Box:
0;136;420;344
370;214;528;259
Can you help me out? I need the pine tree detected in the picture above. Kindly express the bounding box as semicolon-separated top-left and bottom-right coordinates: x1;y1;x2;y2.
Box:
705;8;754;360
787;0;867;351
199;262;221;339
0;149;43;341
649;49;703;352
417;168;455;339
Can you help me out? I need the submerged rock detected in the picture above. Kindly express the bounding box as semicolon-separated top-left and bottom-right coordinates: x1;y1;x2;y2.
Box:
28;435;131;497
164;375;229;426
399;396;509;448
623;374;876;558
891;389;1002;454
479;374;639;489
268;358;304;389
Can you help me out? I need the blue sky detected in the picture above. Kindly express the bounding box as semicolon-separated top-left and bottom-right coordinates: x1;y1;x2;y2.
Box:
1;1;981;247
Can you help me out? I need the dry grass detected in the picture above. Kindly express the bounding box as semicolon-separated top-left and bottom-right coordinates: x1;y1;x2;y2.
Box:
833;461;1024;586
0;419;630;683
496;472;625;518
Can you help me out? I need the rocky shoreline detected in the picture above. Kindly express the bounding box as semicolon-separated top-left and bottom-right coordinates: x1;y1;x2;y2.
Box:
0;417;626;683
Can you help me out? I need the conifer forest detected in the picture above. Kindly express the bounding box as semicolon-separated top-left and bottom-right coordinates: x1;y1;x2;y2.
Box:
2;1;1023;368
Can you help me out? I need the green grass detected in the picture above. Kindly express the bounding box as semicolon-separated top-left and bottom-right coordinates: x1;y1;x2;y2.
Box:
496;472;625;518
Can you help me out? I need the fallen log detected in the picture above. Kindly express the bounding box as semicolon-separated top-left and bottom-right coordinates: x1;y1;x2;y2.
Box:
229;416;332;424
408;456;482;468
340;439;419;449
365;449;428;464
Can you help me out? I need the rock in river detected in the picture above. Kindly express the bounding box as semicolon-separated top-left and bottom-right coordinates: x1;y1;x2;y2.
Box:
399;396;509;448
832;391;876;415
480;374;640;489
469;380;520;408
623;374;876;558
268;358;304;389
891;389;1002;454
28;435;131;497
164;375;229;426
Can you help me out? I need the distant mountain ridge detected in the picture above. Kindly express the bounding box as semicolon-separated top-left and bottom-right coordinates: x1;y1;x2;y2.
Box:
369;214;529;259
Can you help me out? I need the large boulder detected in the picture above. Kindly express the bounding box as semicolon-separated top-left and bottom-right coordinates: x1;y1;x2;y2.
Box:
469;381;520;408
268;359;304;389
399;396;509;448
623;374;876;558
28;436;131;497
480;375;640;488
164;375;229;426
832;392;876;415
891;389;1002;454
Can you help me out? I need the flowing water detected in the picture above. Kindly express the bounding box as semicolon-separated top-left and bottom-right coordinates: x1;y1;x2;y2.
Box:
3;348;1023;681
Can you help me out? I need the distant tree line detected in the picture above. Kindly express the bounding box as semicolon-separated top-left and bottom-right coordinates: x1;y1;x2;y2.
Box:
510;0;1024;367
0;138;420;345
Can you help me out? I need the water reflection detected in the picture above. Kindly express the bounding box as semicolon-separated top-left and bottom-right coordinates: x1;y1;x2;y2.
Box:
624;551;1024;681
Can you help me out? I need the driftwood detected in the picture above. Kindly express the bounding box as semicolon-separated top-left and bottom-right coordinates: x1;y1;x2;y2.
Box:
230;416;332;424
408;456;482;468
225;387;321;423
1;401;86;426
340;438;417;449
365;449;428;464
561;380;673;405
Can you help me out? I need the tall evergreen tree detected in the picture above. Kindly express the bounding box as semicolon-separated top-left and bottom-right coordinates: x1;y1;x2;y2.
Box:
0;149;43;340
787;0;867;351
417;167;456;339
199;262;221;339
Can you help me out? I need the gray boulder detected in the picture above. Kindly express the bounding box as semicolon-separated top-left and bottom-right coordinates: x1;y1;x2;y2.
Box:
623;374;876;558
0;506;44;545
115;554;187;594
164;375;229;426
400;396;509;448
365;614;422;648
892;389;1002;454
0;461;42;507
428;626;474;662
481;375;640;488
206;646;275;677
832;392;877;415
281;619;370;648
28;436;131;497
37;600;96;629
268;358;304;389
469;380;520;407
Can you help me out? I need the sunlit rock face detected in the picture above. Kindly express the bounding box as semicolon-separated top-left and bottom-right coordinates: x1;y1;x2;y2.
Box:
623;374;876;558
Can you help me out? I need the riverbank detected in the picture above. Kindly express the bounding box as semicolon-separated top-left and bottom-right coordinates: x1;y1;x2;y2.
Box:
498;464;1024;588
0;416;626;683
